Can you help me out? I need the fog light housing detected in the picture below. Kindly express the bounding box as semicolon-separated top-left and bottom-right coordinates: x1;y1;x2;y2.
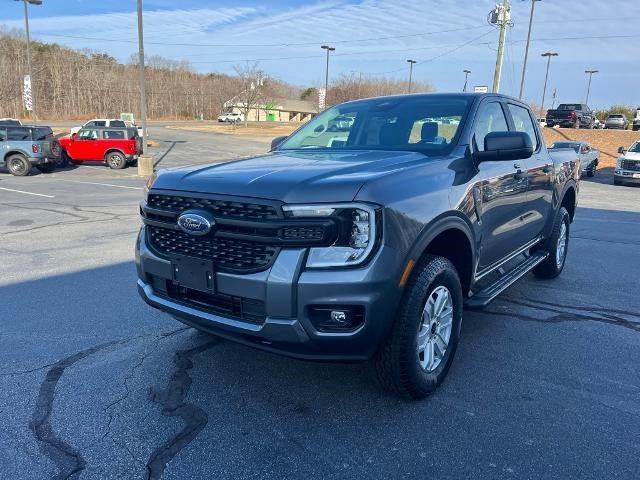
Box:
308;305;365;332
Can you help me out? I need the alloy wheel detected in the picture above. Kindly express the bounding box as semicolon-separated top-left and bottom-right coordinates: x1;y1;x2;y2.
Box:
417;286;454;372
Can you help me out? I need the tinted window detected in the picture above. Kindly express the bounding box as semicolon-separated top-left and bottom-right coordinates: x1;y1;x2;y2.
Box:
32;127;52;141
94;121;106;127
473;102;508;152
609;114;624;119
558;104;579;111
104;130;125;139
508;104;538;149
7;127;30;141
78;129;99;140
279;96;472;155
110;120;126;127
0;128;6;141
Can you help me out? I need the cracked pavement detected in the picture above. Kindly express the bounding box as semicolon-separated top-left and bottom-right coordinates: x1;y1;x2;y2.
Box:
1;125;639;479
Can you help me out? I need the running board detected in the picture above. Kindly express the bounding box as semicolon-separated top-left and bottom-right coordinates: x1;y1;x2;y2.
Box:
464;252;549;310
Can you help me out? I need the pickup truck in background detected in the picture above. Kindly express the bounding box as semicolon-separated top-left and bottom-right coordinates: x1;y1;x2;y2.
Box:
59;126;141;169
546;103;595;129
615;141;640;186
137;93;580;399
0;124;60;176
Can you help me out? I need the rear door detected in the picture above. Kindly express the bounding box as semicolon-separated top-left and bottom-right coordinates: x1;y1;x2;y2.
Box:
472;100;531;272
507;102;553;241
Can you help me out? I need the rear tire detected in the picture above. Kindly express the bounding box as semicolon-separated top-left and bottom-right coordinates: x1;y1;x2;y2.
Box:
58;149;71;168
36;163;56;174
6;154;31;176
106;151;127;169
374;255;463;400
533;207;570;279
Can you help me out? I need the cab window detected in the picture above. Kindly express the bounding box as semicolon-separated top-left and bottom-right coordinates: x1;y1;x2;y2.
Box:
473;102;508;152
508;104;539;150
78;129;99;140
104;130;125;140
7;127;30;141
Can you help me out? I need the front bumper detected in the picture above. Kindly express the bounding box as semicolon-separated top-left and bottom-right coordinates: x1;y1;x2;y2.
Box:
614;169;640;184
136;227;403;361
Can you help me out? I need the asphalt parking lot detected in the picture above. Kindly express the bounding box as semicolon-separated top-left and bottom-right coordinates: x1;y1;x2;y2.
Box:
1;125;639;480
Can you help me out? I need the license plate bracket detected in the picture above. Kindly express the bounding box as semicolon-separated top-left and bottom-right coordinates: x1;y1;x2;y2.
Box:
171;255;215;293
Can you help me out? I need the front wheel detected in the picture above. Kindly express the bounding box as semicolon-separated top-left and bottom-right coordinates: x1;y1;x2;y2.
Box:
374;255;463;399
533;207;570;279
106;151;127;169
587;161;597;177
6;154;31;176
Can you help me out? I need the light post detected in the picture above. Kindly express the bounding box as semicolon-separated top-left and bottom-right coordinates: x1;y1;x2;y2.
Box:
407;60;416;93
519;0;541;99
584;70;598;104
463;69;471;92
540;52;558;110
321;45;335;108
16;0;42;119
136;0;148;148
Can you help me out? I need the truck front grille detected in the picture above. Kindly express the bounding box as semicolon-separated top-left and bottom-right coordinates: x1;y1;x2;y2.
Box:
147;194;280;220
621;159;640;172
148;225;278;272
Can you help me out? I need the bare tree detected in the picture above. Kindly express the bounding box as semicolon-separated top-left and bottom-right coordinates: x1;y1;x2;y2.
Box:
233;62;266;126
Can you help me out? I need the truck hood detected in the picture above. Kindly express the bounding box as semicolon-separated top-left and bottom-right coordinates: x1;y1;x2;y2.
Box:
623;152;640;161
152;150;430;203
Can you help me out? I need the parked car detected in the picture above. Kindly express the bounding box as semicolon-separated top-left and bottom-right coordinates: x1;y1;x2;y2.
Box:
0;118;22;126
59;127;140;169
549;141;599;177
137;92;580;399
604;114;629;130
593;117;605;129
614;141;640;186
0;124;60;176
633;107;640;131
327;115;354;132
70;119;128;136
217;112;244;124
546;103;595;129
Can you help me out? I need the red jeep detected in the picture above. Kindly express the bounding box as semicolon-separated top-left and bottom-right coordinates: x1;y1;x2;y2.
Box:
59;126;141;169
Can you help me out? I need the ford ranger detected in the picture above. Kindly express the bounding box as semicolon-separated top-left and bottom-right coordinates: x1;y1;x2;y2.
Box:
137;93;579;399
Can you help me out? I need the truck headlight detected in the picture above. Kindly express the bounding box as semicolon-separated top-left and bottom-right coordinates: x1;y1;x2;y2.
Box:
282;203;380;268
616;157;624;169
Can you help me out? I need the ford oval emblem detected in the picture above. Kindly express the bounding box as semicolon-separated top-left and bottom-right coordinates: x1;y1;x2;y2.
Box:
177;211;214;236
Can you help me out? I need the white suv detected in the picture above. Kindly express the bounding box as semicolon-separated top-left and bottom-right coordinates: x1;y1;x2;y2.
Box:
217;112;244;124
70;119;127;135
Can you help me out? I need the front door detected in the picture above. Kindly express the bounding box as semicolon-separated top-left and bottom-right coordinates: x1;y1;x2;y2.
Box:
73;129;101;160
472;100;530;273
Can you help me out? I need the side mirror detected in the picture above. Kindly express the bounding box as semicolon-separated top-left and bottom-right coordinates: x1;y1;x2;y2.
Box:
475;131;533;162
270;135;287;151
71;133;77;140
618;146;626;154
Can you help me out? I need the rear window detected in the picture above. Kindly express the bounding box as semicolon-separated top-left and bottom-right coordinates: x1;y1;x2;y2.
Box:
110;120;126;127
0;128;6;141
609;114;624;118
558;104;579;111
32;127;53;141
7;127;30;141
104;130;126;140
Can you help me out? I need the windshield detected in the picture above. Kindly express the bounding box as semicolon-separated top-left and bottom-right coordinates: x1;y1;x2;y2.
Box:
550;142;580;152
628;142;640;153
278;96;472;155
609;115;624;119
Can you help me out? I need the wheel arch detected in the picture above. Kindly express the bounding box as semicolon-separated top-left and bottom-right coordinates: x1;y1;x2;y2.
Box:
560;182;577;222
104;148;126;159
3;150;29;164
406;213;476;295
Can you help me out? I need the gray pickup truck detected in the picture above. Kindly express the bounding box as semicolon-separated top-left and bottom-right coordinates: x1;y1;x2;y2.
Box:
0;125;60;176
137;93;579;399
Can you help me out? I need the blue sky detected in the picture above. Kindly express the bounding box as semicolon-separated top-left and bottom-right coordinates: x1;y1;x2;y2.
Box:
2;0;638;108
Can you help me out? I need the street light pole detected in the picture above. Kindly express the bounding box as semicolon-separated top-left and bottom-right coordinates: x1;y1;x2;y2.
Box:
16;0;42;119
137;0;148;147
463;69;471;92
519;0;541;99
321;45;335;108
407;59;416;93
540;52;558;110
584;69;598;105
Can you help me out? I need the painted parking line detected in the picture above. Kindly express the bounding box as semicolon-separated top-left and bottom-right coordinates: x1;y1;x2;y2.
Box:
56;179;143;190
0;186;55;198
77;165;140;177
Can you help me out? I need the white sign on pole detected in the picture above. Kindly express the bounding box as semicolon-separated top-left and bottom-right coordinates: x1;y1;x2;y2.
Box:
23;75;33;111
318;87;326;111
474;85;489;94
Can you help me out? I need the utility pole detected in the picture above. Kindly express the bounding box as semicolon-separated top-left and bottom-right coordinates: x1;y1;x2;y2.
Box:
519;0;541;99
407;59;416;93
16;0;42;119
321;45;335;108
540;52;558;110
137;0;148;148
463;69;471;92
584;70;598;104
489;0;511;93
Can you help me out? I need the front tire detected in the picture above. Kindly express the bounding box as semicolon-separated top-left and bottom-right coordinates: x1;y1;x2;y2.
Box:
6;154;31;176
106;151;127;169
533;207;570;279
374;255;463;400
